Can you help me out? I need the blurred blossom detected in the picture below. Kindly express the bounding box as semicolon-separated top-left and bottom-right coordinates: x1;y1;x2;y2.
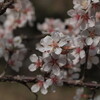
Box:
0;0;35;72
73;88;84;100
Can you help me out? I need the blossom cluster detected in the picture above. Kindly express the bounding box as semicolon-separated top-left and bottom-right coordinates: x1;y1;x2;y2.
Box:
29;0;100;96
0;0;35;72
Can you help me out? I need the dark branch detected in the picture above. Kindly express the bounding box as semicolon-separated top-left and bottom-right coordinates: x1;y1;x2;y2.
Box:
0;75;100;89
64;80;100;89
0;75;36;83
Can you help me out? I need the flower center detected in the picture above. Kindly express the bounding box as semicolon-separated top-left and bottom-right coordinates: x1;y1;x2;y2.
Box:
50;41;58;48
81;13;89;21
76;48;82;53
8;60;15;66
50;58;58;66
38;81;43;87
52;77;58;83
35;60;42;67
88;30;95;38
8;39;13;44
75;14;81;20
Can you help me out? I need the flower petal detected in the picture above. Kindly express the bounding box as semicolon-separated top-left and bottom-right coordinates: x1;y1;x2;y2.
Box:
41;87;48;95
92;56;99;65
80;50;85;59
86;37;93;45
54;48;62;54
52;66;60;76
31;84;40;93
30;54;38;62
44;79;52;89
28;64;37;72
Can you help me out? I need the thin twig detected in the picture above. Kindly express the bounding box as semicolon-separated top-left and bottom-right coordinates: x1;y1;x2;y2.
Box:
81;46;90;81
0;75;100;89
0;75;36;83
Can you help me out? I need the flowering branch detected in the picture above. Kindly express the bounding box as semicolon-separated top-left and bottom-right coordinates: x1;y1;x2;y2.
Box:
0;0;99;99
0;75;100;89
64;80;99;89
0;75;36;83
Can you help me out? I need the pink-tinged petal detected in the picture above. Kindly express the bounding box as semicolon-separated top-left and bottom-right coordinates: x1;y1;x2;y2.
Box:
52;66;60;76
89;49;97;56
73;57;79;65
58;39;67;47
76;88;84;95
74;4;81;10
30;54;38;62
87;61;92;69
54;48;62;54
28;64;37;72
14;36;22;46
58;55;67;66
67;9;76;17
11;53;19;60
93;37;100;46
43;80;52;89
51;53;59;59
31;84;40;93
88;19;95;27
92;0;99;3
41;87;48;95
44;79;52;89
80;21;88;30
36;43;45;52
43;52;50;58
92;56;99;65
51;32;60;42
41;36;53;45
42;64;51;72
82;30;89;36
80;50;85;59
44;56;52;63
86;37;93;45
37;75;44;81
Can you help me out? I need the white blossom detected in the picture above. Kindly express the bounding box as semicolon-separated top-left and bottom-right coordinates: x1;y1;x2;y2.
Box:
29;54;42;72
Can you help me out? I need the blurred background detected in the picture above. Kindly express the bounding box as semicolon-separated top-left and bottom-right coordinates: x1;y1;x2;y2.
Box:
0;0;100;100
31;0;72;21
